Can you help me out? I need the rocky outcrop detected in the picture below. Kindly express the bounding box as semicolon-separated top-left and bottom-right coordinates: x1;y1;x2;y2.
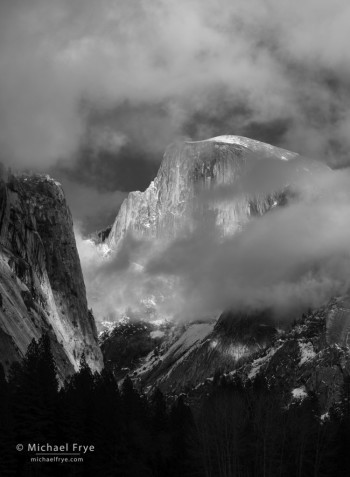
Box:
0;171;103;379
186;297;350;412
100;317;171;381
101;310;277;393
103;295;350;411
105;136;301;250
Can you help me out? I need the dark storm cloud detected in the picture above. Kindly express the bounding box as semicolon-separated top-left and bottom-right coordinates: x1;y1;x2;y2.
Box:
2;0;350;230
53;102;172;193
2;0;350;166
55;140;159;193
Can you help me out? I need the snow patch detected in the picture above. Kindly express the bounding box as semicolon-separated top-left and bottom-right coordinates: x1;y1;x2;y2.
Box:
298;341;316;366
248;345;282;380
186;135;298;161
320;412;329;422
210;339;218;349
100;321;116;333
292;386;308;400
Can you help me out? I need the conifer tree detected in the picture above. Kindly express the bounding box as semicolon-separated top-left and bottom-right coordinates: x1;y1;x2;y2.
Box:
0;364;15;476
170;396;195;477
151;388;168;433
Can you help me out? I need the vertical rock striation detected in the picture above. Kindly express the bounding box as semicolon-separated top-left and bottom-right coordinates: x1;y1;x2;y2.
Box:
106;136;300;250
0;170;103;379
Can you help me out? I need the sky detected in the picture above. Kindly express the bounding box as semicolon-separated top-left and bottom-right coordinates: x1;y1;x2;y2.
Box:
2;0;350;234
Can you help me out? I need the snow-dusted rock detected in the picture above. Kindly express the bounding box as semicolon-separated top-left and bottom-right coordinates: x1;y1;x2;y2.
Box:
104;136;302;249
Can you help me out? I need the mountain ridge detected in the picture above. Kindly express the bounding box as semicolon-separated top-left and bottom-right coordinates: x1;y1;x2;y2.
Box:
101;136;302;252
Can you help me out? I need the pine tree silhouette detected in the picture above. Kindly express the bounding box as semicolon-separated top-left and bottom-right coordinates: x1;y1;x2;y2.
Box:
120;376;153;476
91;369;123;476
169;396;195;477
7;334;59;476
151;388;168;433
333;376;350;476
0;364;15;476
9;334;58;444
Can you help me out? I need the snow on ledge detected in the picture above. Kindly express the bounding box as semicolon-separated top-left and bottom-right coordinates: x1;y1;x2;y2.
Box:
298;341;316;366
292;386;308;400
248;345;282;380
186;135;298;161
208;135;275;148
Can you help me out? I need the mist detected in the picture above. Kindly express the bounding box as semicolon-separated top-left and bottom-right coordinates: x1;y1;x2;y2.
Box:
75;229;172;324
76;161;350;325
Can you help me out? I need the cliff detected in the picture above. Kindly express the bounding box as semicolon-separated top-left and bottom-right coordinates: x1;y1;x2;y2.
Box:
99;135;350;410
0;171;103;379
186;296;350;412
108;295;350;413
105;136;300;249
130;310;277;394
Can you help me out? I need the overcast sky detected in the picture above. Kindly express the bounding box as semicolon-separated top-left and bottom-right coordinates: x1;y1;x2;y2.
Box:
1;0;350;232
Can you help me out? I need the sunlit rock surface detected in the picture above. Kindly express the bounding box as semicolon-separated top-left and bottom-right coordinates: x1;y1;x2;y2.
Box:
0;171;103;379
105;136;301;250
98;135;350;407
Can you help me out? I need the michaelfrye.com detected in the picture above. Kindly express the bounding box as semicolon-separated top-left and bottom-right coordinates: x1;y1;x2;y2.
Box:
16;442;95;464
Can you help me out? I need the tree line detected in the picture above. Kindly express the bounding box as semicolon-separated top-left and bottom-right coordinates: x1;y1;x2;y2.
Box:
1;334;350;476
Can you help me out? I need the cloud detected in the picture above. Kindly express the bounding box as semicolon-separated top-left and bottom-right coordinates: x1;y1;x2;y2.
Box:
76;158;350;324
75;228;170;323
198;154;322;203
3;0;350;229
2;0;350;170
144;167;350;321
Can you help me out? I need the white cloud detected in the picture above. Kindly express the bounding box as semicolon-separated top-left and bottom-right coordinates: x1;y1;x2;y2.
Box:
76;161;350;324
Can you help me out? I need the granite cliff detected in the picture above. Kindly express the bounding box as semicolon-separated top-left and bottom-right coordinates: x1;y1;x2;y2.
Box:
98;135;350;411
185;296;350;413
104;136;300;250
0;169;103;379
97;135;303;383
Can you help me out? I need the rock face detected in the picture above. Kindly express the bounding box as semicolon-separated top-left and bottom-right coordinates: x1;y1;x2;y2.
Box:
105;136;300;250
233;297;350;412
100;317;171;381
102;296;350;411
98;134;350;410
0;170;103;379
180;296;350;413
100;309;277;393
98;135;335;395
131;310;277;394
